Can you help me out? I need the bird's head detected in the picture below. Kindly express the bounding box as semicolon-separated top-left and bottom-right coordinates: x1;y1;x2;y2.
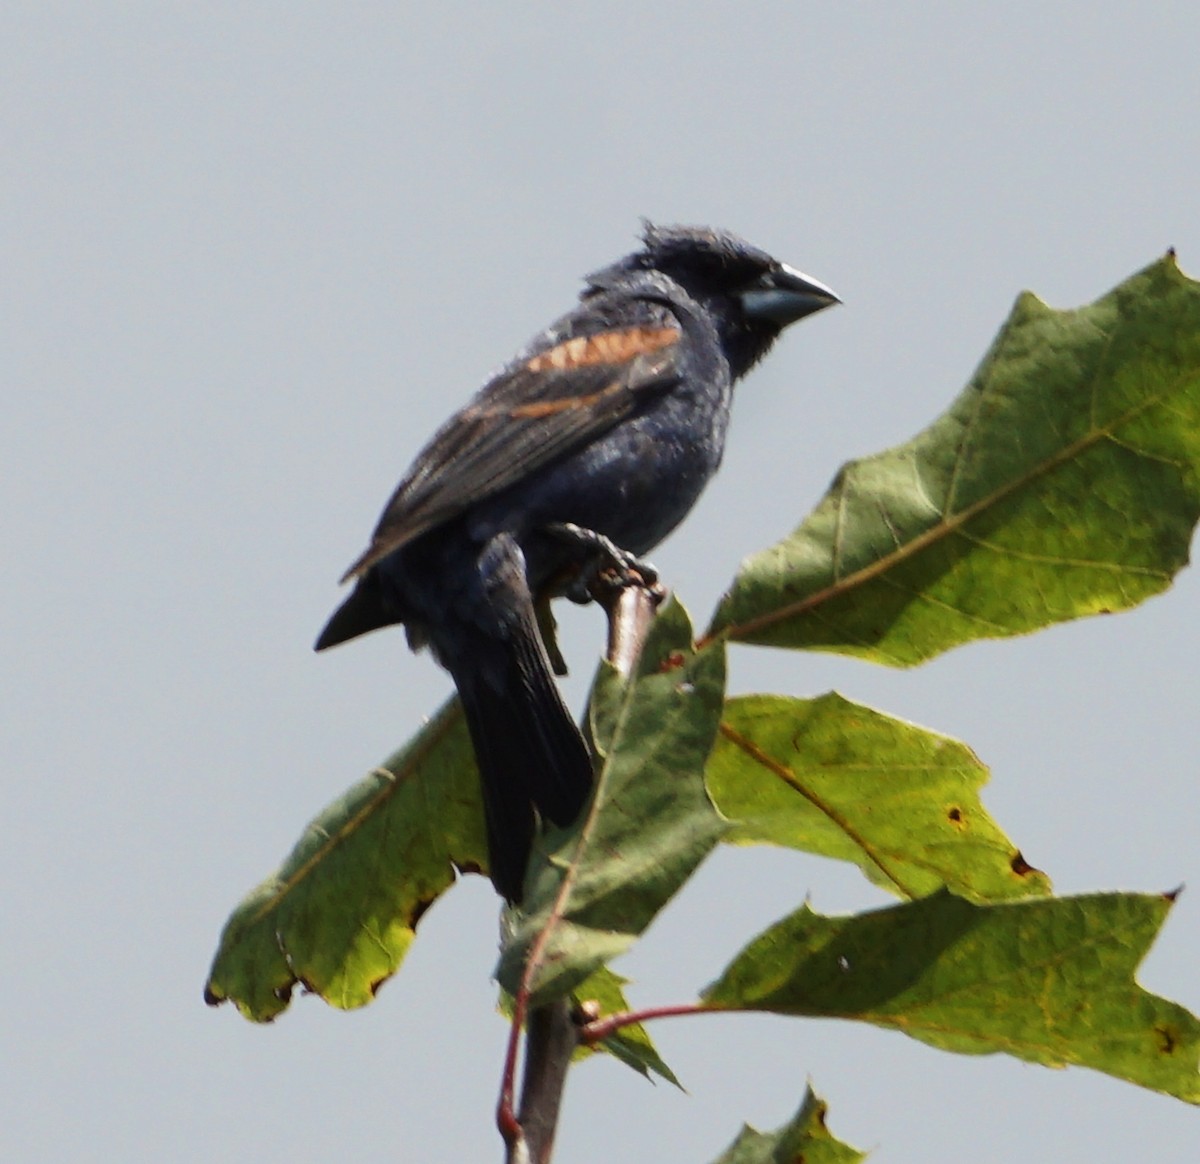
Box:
588;222;839;376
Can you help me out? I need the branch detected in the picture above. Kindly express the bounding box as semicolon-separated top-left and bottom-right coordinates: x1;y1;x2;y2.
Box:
603;577;665;677
499;575;664;1164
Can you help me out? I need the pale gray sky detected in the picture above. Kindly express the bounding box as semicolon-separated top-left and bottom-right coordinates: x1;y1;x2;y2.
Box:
5;5;1199;1161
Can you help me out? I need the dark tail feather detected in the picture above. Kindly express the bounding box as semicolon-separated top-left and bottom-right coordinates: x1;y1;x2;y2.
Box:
456;675;538;903
455;637;593;902
506;612;594;827
452;535;594;902
315;570;399;650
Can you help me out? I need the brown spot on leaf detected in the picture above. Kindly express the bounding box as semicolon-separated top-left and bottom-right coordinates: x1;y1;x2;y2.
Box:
1154;1023;1179;1054
947;806;964;825
658;650;687;673
202;983;224;1007
409;896;435;929
525;326;679;373
1010;851;1034;877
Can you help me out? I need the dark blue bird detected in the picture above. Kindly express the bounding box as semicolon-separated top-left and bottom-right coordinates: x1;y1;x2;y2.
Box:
316;224;838;901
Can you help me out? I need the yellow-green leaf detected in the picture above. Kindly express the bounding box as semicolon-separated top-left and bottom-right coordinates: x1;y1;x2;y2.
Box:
708;693;1049;902
710;1086;865;1164
710;254;1200;664
703;889;1200;1101
204;699;483;1021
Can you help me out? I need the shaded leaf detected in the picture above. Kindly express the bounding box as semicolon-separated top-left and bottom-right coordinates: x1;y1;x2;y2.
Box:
497;964;681;1086
708;693;1049;902
571;967;682;1087
710;254;1200;664
496;599;730;1004
703;888;1200;1101
204;699;483;1021
711;1086;865;1164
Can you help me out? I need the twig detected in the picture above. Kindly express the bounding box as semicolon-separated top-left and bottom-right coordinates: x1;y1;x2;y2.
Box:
579;1002;708;1045
498;575;663;1163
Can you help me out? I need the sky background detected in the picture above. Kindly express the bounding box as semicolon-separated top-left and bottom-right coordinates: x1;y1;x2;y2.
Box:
5;4;1199;1161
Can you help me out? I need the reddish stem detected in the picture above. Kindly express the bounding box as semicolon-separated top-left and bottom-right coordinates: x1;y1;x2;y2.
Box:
498;578;663;1163
581;1002;709;1045
496;990;525;1146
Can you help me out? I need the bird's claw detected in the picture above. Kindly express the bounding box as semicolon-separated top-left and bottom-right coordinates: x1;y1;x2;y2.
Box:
545;522;663;604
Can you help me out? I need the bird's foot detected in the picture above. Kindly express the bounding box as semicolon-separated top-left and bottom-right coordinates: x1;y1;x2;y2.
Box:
544;522;664;605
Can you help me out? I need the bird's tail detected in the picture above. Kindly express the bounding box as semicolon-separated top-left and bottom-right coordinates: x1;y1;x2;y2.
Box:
314;569;400;650
451;536;593;902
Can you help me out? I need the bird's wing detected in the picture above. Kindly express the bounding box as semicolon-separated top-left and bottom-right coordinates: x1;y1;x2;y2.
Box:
339;320;684;581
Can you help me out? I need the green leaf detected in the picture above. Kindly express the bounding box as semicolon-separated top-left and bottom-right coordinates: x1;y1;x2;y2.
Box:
496;964;682;1086
709;254;1200;664
707;693;1049;902
703;889;1200;1101
496;599;730;1004
710;1086;865;1164
570;966;682;1087
204;699;484;1021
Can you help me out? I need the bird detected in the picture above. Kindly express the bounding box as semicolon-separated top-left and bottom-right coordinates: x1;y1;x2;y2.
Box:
316;223;839;902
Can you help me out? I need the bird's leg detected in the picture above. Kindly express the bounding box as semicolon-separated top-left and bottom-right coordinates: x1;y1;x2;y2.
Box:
533;595;569;676
543;522;664;605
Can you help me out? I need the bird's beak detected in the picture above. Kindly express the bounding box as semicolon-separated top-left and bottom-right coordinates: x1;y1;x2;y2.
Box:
740;263;840;325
